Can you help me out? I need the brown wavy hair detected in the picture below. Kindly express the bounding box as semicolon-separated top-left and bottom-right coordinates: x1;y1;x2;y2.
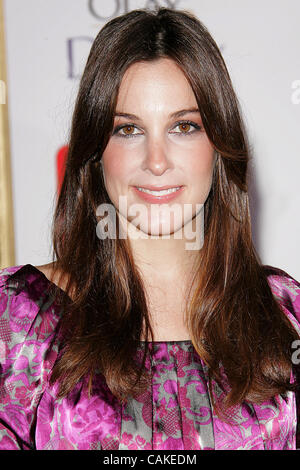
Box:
49;7;299;416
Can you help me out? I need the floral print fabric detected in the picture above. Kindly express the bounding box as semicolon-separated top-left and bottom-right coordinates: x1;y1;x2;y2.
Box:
0;264;300;450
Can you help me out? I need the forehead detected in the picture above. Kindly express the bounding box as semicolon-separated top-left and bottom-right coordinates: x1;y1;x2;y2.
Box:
116;58;197;111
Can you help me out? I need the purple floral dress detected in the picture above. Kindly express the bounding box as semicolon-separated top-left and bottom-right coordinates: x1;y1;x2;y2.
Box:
0;264;300;450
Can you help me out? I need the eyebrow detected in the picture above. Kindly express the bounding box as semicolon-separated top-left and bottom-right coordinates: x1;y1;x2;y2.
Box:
114;108;201;121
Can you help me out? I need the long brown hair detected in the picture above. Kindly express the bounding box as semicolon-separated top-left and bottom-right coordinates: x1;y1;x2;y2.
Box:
49;7;299;416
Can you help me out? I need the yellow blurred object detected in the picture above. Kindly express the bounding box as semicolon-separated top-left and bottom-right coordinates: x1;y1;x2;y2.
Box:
0;0;15;268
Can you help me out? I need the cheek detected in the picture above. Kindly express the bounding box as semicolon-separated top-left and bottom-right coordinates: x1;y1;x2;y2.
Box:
185;146;215;184
182;147;215;204
102;143;133;188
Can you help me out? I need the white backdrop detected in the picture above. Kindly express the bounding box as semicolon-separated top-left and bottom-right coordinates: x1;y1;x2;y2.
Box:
3;0;300;280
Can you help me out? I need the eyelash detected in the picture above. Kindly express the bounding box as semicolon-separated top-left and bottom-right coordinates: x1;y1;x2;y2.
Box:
112;120;202;138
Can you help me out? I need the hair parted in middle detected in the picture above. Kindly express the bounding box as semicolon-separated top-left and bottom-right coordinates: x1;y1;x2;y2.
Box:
49;7;299;419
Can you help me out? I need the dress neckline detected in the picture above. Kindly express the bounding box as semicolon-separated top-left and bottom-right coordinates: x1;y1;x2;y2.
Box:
22;263;72;300
140;340;192;344
19;264;192;344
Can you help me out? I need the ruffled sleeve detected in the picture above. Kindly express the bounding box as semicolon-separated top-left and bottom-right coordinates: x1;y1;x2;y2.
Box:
264;265;300;449
0;265;61;450
264;265;300;333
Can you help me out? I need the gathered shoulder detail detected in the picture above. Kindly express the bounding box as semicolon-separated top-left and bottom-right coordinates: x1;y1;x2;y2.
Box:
264;265;300;329
0;264;62;449
0;264;61;354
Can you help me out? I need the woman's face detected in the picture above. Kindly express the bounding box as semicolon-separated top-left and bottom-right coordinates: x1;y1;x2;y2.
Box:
101;57;216;238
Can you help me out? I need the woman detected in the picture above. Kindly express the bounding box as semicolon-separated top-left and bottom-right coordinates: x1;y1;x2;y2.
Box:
0;7;300;451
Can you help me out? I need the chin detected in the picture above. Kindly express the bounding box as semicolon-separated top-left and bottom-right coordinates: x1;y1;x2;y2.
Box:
134;220;183;238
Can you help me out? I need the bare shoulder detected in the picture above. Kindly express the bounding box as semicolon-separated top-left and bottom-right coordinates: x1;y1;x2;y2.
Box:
34;262;69;293
35;262;56;277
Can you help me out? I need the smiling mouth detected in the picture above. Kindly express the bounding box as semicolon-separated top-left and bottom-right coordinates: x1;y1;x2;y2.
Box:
132;185;185;203
135;186;183;196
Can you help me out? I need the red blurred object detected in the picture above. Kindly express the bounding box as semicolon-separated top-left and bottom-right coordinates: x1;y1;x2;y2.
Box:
56;145;68;194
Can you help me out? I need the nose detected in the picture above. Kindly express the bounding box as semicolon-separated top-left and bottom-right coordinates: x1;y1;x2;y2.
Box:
143;136;172;176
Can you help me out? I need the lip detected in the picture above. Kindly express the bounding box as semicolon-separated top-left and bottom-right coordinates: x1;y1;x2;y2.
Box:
132;185;185;203
135;185;182;191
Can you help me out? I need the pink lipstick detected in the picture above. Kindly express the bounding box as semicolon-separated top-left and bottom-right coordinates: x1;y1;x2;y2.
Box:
132;185;185;203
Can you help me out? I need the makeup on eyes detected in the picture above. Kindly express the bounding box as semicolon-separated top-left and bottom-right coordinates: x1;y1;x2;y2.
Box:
112;120;202;138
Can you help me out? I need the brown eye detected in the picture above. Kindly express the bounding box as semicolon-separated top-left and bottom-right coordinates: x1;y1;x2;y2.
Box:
178;123;191;133
170;121;201;136
122;126;135;135
113;124;142;138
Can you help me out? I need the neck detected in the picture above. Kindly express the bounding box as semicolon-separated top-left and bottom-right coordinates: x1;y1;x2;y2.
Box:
131;237;199;280
118;211;203;281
